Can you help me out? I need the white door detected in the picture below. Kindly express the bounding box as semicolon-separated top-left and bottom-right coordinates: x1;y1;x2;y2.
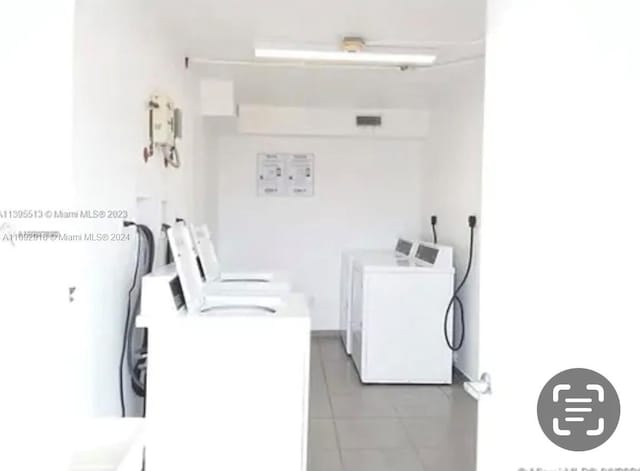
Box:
0;1;81;469
474;1;640;468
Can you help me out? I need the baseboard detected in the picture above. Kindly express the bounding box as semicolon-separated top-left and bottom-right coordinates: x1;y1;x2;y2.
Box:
453;366;471;384
311;330;340;338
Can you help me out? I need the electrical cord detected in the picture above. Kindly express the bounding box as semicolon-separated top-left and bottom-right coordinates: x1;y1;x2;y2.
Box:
431;215;438;244
444;217;476;351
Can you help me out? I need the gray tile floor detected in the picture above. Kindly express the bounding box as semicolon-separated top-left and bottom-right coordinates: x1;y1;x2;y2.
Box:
308;336;477;471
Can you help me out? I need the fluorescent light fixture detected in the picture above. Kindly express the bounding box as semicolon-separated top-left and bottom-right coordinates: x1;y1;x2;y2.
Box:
254;48;436;66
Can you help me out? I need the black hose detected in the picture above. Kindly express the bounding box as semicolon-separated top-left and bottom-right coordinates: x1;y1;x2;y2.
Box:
444;224;475;351
161;224;173;264
140;225;155;269
128;226;154;395
141;226;154;361
119;227;141;417
120;224;155;417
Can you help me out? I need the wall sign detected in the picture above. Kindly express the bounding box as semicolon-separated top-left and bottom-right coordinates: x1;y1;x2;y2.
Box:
257;153;286;196
285;153;314;196
257;153;314;197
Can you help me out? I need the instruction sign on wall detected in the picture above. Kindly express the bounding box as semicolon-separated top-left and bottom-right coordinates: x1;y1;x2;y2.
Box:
257;153;314;197
257;153;285;196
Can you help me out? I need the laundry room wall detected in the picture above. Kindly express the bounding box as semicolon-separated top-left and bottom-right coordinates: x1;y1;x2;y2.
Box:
204;109;428;330
195;118;229;244
73;0;200;416
422;63;485;380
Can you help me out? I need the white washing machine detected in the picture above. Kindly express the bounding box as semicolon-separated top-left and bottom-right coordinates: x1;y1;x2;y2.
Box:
350;242;455;384
340;238;417;355
139;264;310;471
189;223;292;292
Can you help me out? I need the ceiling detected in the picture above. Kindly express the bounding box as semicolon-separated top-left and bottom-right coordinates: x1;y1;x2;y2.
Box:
156;0;486;108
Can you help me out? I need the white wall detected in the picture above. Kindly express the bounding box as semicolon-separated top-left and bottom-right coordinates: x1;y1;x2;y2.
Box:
208;133;426;329
477;1;640;465
196;118;223;243
73;0;199;416
1;2;79;468
422;64;485;380
238;105;430;139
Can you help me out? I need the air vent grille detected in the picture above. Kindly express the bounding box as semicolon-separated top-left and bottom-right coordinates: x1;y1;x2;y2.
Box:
356;115;382;127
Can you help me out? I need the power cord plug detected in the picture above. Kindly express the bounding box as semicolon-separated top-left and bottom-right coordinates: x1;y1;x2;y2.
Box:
430;215;438;244
444;215;477;351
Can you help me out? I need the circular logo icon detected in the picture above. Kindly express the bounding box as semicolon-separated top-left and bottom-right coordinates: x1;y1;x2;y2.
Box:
537;368;620;451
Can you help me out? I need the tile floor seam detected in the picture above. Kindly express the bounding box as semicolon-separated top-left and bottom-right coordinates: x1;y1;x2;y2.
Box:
333;446;417;451
319;341;346;470
397;414;430;471
312;337;475;471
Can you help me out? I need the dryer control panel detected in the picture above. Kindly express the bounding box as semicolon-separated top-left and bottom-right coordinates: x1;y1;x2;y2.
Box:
415;244;439;264
414;242;453;270
394;238;414;257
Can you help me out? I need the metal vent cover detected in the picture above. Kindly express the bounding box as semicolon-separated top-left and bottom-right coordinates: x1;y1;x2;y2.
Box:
356;115;382;126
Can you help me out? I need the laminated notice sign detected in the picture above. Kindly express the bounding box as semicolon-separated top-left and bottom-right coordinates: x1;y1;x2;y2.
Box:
285;153;314;197
257;153;314;197
257;153;286;196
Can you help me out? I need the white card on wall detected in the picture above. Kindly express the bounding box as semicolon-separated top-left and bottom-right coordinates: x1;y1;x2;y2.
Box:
257;153;314;197
286;153;314;197
257;153;286;196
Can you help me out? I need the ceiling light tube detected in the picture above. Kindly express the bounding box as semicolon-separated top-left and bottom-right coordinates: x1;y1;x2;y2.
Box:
254;48;436;66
